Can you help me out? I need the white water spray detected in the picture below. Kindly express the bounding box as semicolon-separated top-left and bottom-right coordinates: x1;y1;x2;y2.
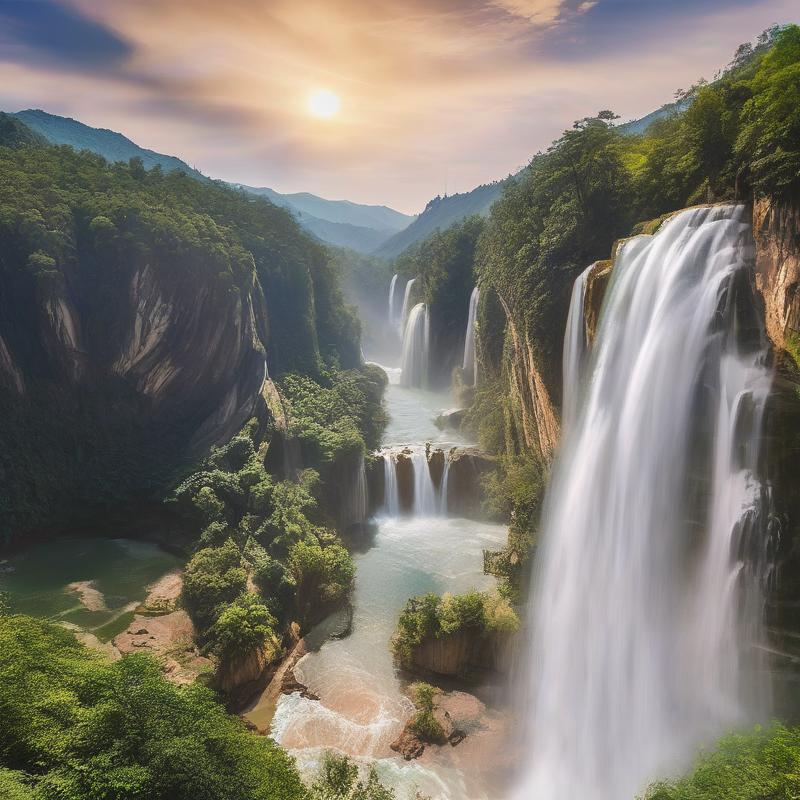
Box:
400;303;429;389
462;287;480;386
514;206;773;800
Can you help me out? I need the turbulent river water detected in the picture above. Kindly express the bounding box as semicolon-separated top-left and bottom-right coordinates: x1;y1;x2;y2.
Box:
254;366;509;799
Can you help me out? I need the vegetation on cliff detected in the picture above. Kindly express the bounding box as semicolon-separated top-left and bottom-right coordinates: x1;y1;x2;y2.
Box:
0;127;364;542
643;724;800;800
392;590;518;669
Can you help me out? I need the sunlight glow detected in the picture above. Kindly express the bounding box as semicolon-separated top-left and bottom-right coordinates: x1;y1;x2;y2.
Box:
308;89;340;119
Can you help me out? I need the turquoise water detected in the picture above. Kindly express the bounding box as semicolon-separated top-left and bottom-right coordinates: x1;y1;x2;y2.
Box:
0;537;179;640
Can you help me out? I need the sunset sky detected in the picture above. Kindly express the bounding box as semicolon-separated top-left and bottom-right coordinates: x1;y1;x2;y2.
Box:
0;0;796;212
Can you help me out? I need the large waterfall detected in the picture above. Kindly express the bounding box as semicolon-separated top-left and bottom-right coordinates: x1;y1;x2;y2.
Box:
400;303;429;389
514;206;773;800
462;286;480;386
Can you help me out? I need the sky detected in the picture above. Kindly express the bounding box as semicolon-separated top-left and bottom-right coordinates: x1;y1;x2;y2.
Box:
0;0;796;213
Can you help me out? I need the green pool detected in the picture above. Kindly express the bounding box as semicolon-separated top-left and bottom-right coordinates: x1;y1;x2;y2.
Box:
0;538;180;641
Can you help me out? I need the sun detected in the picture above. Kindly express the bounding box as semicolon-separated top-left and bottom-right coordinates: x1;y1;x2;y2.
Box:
308;89;340;119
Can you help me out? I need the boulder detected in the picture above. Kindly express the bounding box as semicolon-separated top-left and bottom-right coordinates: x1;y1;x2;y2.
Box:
434;408;467;432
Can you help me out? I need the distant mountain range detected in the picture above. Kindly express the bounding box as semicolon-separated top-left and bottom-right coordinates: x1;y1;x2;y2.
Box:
10;98;686;263
11;109;414;254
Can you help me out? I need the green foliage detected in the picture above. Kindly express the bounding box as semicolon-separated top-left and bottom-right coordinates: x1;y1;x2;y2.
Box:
642;724;800;800
410;682;438;713
181;540;248;632
289;539;355;625
309;752;396;800
392;591;518;667
207;593;279;663
280;365;387;469
0;119;368;541
0;614;305;800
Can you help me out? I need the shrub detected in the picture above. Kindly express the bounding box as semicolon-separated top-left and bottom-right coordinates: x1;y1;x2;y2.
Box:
181;540;248;633
0;614;305;800
642;724;800;800
206;594;280;663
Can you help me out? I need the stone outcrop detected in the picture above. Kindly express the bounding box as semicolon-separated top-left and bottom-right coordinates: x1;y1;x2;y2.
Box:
583;259;613;346
0;252;270;539
752;197;800;717
403;628;515;681
753;198;800;353
497;295;560;461
439;447;495;519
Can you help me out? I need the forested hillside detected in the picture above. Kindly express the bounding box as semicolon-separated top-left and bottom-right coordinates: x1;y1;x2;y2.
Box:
0;118;367;542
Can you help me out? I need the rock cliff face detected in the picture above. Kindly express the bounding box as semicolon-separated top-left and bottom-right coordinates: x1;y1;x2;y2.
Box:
0;251;269;541
752;198;800;714
496;296;560;462
403;628;514;680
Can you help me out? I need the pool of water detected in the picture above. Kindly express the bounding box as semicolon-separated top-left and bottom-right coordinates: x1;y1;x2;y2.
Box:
0;537;180;640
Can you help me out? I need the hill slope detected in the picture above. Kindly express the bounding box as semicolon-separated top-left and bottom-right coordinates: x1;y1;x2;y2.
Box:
11;109;412;253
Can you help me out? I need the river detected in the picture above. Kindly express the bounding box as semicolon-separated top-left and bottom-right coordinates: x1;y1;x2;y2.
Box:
253;365;509;799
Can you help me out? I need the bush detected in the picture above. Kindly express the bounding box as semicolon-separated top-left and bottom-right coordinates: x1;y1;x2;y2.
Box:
642;724;800;800
0;614;305;800
392;591;518;666
181;540;248;633
206;594;280;663
309;752;397;800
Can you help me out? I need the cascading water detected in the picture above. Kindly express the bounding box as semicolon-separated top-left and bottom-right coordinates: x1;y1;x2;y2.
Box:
382;451;400;516
561;265;592;429
411;447;438;516
462;286;480;386
399;278;417;335
400;303;429;389
514;206;773;800
438;450;451;515
343;455;368;527
388;274;399;330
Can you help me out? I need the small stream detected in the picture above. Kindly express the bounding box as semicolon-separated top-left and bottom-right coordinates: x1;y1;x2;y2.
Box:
254;366;509;799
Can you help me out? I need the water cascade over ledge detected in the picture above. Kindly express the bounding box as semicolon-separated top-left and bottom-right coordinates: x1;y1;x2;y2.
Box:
388;274;400;330
400;303;429;389
462;287;480;386
399;277;417;335
513;205;774;800
561;265;592;429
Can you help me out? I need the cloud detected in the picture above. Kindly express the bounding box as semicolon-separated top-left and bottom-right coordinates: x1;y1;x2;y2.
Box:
0;0;131;68
0;0;795;211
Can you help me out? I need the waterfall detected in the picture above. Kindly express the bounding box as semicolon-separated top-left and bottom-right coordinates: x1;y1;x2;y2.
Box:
343;455;368;527
462;287;480;386
399;278;417;335
382;451;400;516
514;206;773;800
411;448;438;516
438;451;451;515
400;303;429;389
388;274;399;329
561;265;592;429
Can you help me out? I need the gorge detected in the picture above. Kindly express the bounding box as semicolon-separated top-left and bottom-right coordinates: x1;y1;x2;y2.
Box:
0;20;799;800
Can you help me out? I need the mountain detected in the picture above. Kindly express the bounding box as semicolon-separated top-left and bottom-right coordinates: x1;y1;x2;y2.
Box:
14;108;208;181
10;109;413;254
374;178;513;259
236;184;413;252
